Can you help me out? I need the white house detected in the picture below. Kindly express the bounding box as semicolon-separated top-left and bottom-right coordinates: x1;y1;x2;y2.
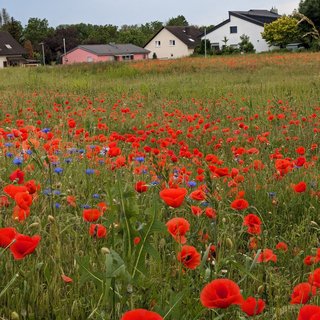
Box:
204;9;280;53
144;26;202;59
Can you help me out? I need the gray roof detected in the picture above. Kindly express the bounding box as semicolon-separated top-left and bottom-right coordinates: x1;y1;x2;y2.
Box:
67;43;150;56
144;26;202;49
209;9;280;33
0;31;26;56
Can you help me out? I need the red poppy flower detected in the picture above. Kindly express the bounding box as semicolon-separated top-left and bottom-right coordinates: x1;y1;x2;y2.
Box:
200;279;243;309
231;199;249;211
275;241;288;251
24;180;40;194
61;274;73;283
10;234;41;260
290;283;316;304
3;185;28;199
166;217;190;244
14;192;33;210
256;249;277;263
134;237;141;245
205;207;217;219
89;224;107;238
298;305;320;320
308;268;320;288
191;205;202;216
159;188;187;208
83;209;102;222
243;214;262;235
135;181;148;193
66;195;76;207
177;245;201;269
121;309;163;320
0;227;17;248
241;297;265;316
293;182;307;193
9;169;25;184
189;189;206;201
13;205;31;221
0;195;9;207
296;146;306;155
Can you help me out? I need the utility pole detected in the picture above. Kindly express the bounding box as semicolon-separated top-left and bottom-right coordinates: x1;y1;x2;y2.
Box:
63;38;66;55
204;27;207;58
39;42;45;65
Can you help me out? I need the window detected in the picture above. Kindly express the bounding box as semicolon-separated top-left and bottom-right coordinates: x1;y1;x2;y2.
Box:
122;55;134;60
87;57;93;62
169;40;175;46
5;44;12;49
230;26;237;34
155;41;161;47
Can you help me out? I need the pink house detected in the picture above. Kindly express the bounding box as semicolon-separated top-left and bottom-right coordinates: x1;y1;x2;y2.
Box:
62;44;150;64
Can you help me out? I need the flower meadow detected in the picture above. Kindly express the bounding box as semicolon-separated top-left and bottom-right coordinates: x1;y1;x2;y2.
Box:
0;53;319;319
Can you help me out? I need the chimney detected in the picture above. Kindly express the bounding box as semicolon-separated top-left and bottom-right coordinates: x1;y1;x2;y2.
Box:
270;7;278;14
185;26;191;35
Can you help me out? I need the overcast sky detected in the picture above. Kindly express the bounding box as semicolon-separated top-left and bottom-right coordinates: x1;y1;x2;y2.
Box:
2;0;300;27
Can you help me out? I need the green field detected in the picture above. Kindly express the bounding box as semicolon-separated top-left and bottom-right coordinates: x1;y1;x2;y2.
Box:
0;52;319;320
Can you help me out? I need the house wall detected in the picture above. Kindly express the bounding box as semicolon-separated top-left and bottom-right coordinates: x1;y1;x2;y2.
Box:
0;56;7;68
62;48;113;64
144;28;192;59
204;15;272;53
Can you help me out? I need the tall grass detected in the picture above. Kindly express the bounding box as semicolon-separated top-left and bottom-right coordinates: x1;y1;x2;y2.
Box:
0;52;319;319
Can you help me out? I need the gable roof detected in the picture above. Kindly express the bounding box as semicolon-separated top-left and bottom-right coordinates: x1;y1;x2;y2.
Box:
144;26;202;49
0;31;26;56
208;9;280;33
65;43;150;56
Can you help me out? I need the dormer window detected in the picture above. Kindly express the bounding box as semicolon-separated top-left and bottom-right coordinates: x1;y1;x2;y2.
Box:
5;44;12;49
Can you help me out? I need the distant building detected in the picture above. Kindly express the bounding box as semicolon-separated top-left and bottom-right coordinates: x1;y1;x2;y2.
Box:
0;31;26;68
62;44;150;64
204;9;281;53
144;26;202;59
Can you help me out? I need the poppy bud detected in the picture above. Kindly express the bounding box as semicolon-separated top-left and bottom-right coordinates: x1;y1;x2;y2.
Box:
29;222;39;228
101;247;110;255
11;312;19;320
226;238;233;249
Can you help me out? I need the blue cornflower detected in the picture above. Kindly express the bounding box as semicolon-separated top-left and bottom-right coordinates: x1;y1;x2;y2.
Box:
4;142;13;147
268;192;276;198
81;204;91;209
13;157;23;165
55;203;61;209
6;134;14;139
53;190;61;195
25;149;32;155
85;169;95;175
43;188;52;196
188;181;197;187
135;157;145;163
93;194;100;199
78;149;85;154
6;152;13;158
65;158;72;164
54;167;63;174
41;128;51;133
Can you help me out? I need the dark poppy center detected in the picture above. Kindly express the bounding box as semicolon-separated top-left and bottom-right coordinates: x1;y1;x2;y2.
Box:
216;285;229;299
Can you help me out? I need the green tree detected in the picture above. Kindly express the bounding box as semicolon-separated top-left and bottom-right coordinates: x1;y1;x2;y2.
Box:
1;17;23;43
238;34;255;53
195;39;212;55
299;0;320;29
23;18;53;49
261;15;302;48
0;8;10;26
166;15;189;26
